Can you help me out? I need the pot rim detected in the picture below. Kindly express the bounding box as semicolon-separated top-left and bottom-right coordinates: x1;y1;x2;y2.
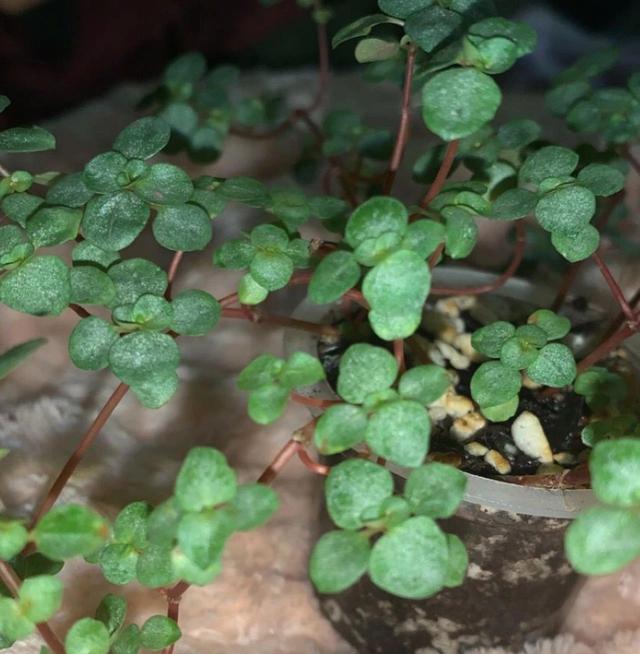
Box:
284;266;603;519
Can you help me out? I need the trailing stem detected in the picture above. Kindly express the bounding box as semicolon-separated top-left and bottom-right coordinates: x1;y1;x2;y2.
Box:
430;220;526;295
591;250;637;324
577;322;636;373
419;140;459;209
384;45;417;194
221;306;339;338
0;561;65;654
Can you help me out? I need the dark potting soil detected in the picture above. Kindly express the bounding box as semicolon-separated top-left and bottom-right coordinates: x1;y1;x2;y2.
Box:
317;295;597;480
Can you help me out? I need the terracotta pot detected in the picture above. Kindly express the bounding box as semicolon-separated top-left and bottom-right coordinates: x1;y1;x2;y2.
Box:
283;268;600;654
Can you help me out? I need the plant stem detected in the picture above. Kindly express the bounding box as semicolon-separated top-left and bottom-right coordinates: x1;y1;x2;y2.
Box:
393;339;405;372
308;3;330;113
0;561;65;654
257;438;300;485
430;220;526;295
27;382;130;532
592;250;637;323
576;322;636;373
384;45;416;194
161;581;190;654
221;307;339;338
297;447;330;476
600;285;640;342
165;250;184;299
290;392;341;409
69;303;91;319
419;140;459;209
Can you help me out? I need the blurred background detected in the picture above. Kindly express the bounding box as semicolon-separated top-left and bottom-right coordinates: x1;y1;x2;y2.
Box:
1;0;640;126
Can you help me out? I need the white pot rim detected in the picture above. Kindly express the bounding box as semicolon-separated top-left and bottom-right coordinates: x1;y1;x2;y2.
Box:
284;266;601;519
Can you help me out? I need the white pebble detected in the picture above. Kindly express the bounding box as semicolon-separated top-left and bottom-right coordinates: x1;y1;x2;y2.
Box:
435;340;471;370
465;441;489;456
485;450;512;474
430;391;475;418
451;412;487;442
553;451;575;466
522;374;542;390
453;332;483;361
511;411;553;464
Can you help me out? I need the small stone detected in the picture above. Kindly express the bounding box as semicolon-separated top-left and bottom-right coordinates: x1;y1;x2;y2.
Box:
484;449;512;474
453;333;483;361
465;441;489;457
511;411;554;464
430;391;474;419
435;298;462;319
451;412;486;442
553;451;576;466
522;374;542;390
427;344;447;367
428;406;448;422
537;463;563;475
435;341;471;370
504;443;518;456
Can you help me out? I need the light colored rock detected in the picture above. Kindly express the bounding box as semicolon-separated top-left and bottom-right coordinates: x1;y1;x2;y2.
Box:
435;340;471;370
451;412;487;443
429;391;475;419
511;411;554;464
554;451;576;466
465;441;489;457
484;450;512;475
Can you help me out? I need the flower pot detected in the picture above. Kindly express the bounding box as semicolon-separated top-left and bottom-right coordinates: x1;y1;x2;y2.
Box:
283;268;601;654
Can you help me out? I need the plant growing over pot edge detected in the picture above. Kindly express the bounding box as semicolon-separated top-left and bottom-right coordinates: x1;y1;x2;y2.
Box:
1;0;640;651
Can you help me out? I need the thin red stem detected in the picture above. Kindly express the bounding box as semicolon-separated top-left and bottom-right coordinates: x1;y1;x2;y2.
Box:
577;323;636;373
27;382;129;531
384;45;416;194
393;339;405;372
592;250;637;323
290;392;341;409
257;438;300;485
221;307;339;338
601;286;640;342
419;140;459;209
430;220;526;296
297;447;330;476
69;303;91;319
308;4;330;112
0;561;65;654
165;250;184;299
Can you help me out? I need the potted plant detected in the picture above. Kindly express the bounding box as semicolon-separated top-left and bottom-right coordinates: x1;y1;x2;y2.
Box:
1;0;640;652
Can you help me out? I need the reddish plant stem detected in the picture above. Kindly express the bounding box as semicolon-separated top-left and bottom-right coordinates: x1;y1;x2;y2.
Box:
290;392;341;409
601;286;640;342
257;438;300;485
577;322;636;373
297;447;330;476
69;303;91;319
161;581;190;654
393;339;405;372
341;288;369;309
384;45;416;194
430;220;526;296
419;140;459;209
165;250;184;299
0;561;65;654
27;382;130;531
428;243;445;269
221;307;339;338
592;250;637;324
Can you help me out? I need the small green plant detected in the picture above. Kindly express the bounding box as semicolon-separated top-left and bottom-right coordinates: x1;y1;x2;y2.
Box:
1;0;640;650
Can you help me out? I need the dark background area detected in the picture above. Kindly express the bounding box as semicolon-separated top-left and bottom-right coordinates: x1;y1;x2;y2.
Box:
1;0;639;126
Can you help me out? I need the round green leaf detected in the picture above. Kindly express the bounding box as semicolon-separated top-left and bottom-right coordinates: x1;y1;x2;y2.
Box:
331;14;402;48
174;447;237;512
1;192;43;227
444;533;468;587
213;239;255;269
400;219;444;258
216;177;270;208
310;530;371;594
98;543;138;585
170;289;220;335
369;516;448;599
237;273;268;305
314;404;369;454
133;164;193;205
353;232;403;267
108;258;167;306
365;400;431;467
69;317;119;371
82;191;150;251
136;543;176;588
565;506;640;575
491;188;537;220
337;343;398;405
591;439;640;507
109;331;179;385
33;504;109;561
0;598;33;641
223;484;279;531
405;6;461;53
0;125;54;153
355;37;399;64
526;343;576;387
26;206;82;248
140;615;181;652
325;458;393;530
404;463;467;518
577;163;625;197
308;251;361;304
279;352;325;388
95;593;127;638
551;225;600;262
471;321;515;358
70;267;116;306
496;118;541;149
113;117;170;160
535;185;596;235
422;69;501;141
249;251;293;291
378;0;432;19
363;249;431;340
72;242;120;270
480;396;519;422
0;255;69;316
153;203;212;251
65;618;110;654
519;145;579;185
177;511;233;570
83;151;128;193
46;173;93;208
443;207;478;259
470;360;522;408
500;336;540;370
0;519;28;560
247;383;290;424
574;366;627;411
528;309;571;340
237;354;283;391
345;196;408;249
